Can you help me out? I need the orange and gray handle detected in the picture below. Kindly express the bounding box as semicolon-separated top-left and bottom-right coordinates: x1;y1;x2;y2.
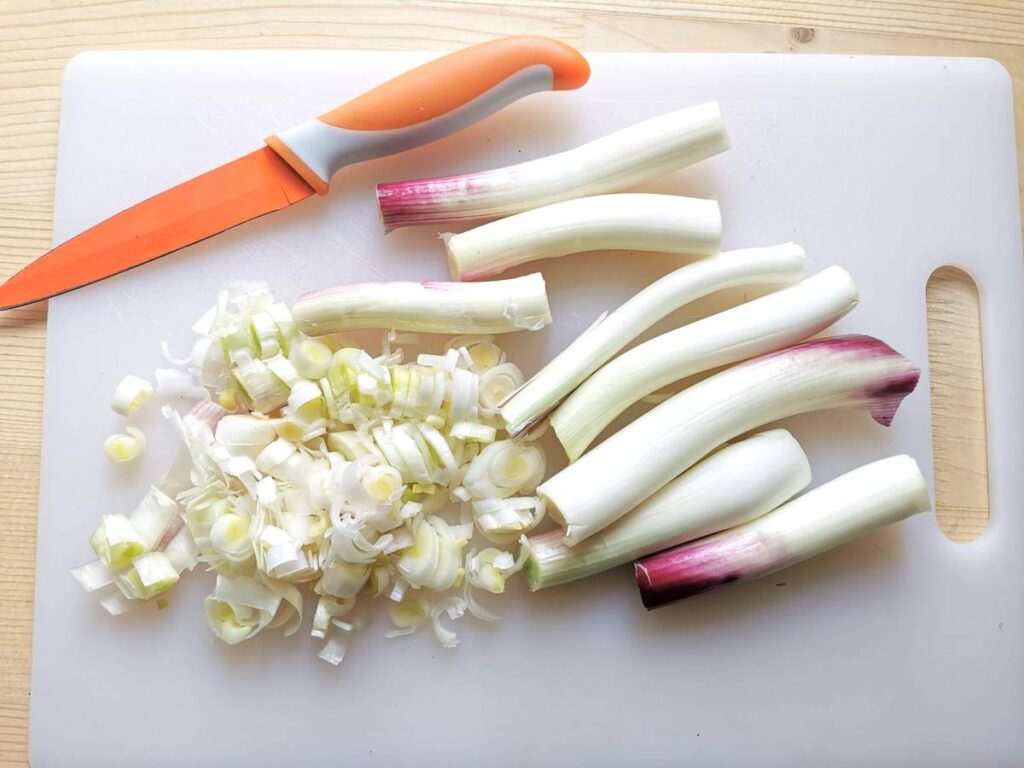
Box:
265;36;590;195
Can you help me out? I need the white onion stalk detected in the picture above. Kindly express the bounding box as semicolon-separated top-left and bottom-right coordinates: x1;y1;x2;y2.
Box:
293;274;552;336
552;265;859;459
444;193;722;281
635;455;932;609
376;102;730;231
523;429;810;590
539;335;920;547
501;243;807;436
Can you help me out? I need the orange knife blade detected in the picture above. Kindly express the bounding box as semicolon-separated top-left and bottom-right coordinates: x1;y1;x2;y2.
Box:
0;36;590;311
0;149;313;310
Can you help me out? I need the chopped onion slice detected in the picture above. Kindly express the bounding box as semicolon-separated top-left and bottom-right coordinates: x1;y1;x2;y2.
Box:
430;597;467;649
155;368;209;401
104;426;146;463
71;560;115;592
386;595;430;638
129;552;180;599
316;559;370;598
204;574;282;645
450;421;496;443
463;441;545;499
478;363;523;413
111;375;154;416
216;414;278;447
129;486;179;550
89;515;146;571
312;596;356;639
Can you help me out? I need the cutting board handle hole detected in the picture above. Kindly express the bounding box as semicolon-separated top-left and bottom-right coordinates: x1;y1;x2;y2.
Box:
926;266;990;543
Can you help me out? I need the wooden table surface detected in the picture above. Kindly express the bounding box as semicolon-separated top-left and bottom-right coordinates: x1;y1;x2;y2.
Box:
0;1;1013;764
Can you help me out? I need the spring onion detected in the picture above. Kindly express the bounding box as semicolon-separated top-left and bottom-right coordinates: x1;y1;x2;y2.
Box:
523;429;810;590
104;426;146;463
501;243;808;436
111;375;153;416
293;274;552;336
635;455;932;609
376;102;729;232
551;265;860;459
443;193;722;281
540;335;920;547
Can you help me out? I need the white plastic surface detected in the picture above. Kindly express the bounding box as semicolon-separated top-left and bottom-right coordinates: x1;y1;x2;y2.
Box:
30;51;1024;767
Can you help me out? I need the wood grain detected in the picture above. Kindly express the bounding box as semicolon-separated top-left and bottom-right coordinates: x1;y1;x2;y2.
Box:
0;2;1004;765
926;268;990;543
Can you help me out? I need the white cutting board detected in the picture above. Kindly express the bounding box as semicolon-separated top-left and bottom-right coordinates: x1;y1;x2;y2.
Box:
30;51;1024;767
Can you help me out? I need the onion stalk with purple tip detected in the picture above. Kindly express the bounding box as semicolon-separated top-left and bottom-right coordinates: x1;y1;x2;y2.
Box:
550;264;860;459
376;102;729;232
538;335;921;547
501;243;809;437
635;454;932;609
523;429;811;591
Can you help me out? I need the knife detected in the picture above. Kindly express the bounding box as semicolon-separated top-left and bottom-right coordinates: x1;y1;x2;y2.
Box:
0;36;590;311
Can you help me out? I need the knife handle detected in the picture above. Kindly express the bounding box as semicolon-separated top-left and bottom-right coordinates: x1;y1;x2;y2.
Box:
265;36;590;195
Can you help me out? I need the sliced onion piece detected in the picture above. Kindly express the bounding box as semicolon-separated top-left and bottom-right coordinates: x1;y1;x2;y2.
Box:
312;596;356;639
204;574;282;645
463;441;546;499
127;551;180;599
449;421;496;443
111;375;154;416
216;414;279;447
104;426;146;463
71;560;115;592
316;559;371;598
478;363;523;412
89;514;146;570
288;338;331;380
386;595;430;639
430;597;467;649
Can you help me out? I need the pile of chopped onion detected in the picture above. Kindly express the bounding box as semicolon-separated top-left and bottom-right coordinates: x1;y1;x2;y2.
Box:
74;283;547;664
